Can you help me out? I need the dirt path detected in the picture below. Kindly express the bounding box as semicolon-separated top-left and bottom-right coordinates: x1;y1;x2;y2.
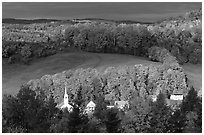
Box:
2;52;202;95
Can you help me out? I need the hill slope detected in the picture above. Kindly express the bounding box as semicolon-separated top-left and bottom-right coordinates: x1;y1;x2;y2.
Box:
2;52;159;95
3;52;201;95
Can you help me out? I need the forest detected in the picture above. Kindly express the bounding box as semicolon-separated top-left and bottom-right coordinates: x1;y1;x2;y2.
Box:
2;9;202;133
2;83;202;133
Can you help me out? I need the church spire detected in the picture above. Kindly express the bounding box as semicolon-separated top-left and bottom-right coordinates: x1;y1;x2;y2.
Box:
64;86;69;105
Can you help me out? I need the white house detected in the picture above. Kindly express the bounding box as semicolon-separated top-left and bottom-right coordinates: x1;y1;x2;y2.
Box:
170;94;183;101
56;87;73;112
84;100;96;114
107;105;115;109
114;100;129;110
150;95;157;102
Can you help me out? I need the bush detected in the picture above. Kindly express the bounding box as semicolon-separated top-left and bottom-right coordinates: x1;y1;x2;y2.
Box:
7;54;23;64
37;48;57;58
8;56;16;64
188;49;202;64
148;46;178;64
21;45;32;58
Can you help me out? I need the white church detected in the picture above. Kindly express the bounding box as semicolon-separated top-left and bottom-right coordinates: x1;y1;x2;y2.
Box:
57;87;96;114
56;87;73;112
57;86;129;113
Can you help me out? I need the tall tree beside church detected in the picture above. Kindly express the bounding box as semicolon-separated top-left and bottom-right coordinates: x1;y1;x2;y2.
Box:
40;94;59;132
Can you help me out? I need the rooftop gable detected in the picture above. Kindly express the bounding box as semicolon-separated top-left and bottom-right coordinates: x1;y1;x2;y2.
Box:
86;101;96;107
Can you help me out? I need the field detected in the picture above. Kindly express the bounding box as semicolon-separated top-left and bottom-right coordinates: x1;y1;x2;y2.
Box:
2;51;201;95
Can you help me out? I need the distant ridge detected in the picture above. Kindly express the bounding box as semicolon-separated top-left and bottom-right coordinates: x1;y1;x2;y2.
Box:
2;18;62;24
3;18;154;25
73;18;154;24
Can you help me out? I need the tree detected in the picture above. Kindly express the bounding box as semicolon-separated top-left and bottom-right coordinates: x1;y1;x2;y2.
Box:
51;105;89;133
93;95;107;121
2;85;59;133
121;95;151;133
2;94;23;132
184;111;199;133
104;108;121;133
167;109;185;133
148;92;172;133
86;117;101;133
180;87;202;133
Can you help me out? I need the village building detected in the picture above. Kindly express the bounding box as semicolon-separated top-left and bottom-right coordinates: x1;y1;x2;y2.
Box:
170;94;184;100
106;99;115;109
56;87;73;112
84;100;96;114
150;95;157;102
107;105;115;109
114;100;129;110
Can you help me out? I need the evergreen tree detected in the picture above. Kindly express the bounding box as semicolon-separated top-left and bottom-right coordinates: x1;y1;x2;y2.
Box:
93;95;107;121
167;87;202;133
104;108;121;133
148;92;172;133
2;85;59;133
180;87;202;133
167;109;185;133
181;87;201;113
121;96;151;133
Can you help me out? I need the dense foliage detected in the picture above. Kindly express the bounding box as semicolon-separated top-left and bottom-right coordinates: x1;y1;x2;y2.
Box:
2;8;202;133
3;81;201;133
2;9;202;64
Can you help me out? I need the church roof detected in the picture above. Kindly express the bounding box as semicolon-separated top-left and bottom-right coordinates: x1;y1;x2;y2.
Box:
56;101;64;108
56;100;73;109
61;103;73;109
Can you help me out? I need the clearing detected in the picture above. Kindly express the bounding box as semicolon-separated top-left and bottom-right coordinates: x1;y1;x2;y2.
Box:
2;52;202;95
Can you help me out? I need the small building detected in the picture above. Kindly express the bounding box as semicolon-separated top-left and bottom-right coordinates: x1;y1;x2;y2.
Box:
170;94;183;101
107;105;115;109
106;100;115;109
56;87;73;112
114;100;129;110
150;95;157;102
84;100;96;114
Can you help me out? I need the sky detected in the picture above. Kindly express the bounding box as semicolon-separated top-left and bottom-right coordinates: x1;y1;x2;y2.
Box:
2;2;202;22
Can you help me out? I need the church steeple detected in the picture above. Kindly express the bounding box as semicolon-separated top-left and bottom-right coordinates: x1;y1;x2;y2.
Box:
64;86;69;105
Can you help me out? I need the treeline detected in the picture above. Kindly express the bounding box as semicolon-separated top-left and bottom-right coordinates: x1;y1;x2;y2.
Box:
2;41;60;64
65;22;155;56
25;44;187;110
64;14;201;64
3;83;202;133
2;9;202;64
27;59;188;107
2;18;62;24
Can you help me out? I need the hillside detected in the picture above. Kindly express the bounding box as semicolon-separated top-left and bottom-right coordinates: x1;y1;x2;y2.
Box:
2;7;202;133
2;52;159;95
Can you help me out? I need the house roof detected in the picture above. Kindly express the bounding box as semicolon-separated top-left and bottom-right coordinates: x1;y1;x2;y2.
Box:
61;103;73;110
115;101;129;107
86;101;96;108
